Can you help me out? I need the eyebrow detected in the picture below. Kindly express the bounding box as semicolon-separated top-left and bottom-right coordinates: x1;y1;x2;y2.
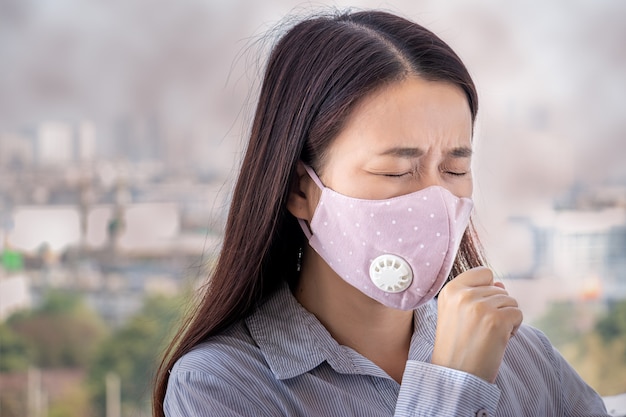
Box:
379;146;473;158
448;146;473;158
380;147;424;158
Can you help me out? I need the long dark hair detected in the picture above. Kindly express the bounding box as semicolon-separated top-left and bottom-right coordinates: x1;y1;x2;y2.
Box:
153;10;483;416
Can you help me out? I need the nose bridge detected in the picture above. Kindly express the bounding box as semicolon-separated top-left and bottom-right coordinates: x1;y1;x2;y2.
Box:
413;164;442;191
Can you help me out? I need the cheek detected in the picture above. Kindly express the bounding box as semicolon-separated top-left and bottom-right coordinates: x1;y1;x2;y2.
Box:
464;182;473;199
463;178;474;198
450;176;473;199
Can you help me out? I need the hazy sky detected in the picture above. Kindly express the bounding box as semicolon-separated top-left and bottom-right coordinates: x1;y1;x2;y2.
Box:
1;0;624;173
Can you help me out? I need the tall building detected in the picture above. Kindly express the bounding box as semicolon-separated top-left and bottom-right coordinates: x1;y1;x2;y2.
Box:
528;185;626;300
37;122;73;166
78;121;97;162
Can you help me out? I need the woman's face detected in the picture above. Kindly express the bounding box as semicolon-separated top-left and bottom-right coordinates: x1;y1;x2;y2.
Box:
317;76;473;201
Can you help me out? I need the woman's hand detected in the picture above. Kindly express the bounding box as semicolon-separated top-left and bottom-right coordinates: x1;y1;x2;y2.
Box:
431;266;523;383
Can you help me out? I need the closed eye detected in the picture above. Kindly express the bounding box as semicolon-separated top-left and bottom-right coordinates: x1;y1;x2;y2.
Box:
380;172;411;178
445;171;468;177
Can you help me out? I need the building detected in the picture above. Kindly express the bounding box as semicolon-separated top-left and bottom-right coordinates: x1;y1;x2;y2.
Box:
527;184;626;300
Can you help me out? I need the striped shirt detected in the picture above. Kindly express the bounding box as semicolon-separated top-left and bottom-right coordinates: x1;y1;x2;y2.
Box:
164;283;608;416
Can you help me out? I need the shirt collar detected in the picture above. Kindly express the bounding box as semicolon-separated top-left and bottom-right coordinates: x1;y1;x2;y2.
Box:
245;282;439;380
409;297;439;362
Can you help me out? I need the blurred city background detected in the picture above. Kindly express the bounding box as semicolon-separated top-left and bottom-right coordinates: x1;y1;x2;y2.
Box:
1;0;625;416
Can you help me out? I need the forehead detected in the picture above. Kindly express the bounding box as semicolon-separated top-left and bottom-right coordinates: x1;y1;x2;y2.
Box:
327;76;473;158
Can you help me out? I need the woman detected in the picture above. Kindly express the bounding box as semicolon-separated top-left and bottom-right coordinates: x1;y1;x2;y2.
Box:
154;10;608;416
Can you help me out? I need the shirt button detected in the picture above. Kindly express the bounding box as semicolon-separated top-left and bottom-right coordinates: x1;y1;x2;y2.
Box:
476;409;489;417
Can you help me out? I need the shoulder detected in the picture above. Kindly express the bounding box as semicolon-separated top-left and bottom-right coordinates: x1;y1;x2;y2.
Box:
496;323;564;399
508;323;554;353
164;321;278;416
171;320;271;380
497;324;608;414
501;323;560;372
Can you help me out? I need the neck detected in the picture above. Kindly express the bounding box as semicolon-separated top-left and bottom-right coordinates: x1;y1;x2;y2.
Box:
294;247;414;383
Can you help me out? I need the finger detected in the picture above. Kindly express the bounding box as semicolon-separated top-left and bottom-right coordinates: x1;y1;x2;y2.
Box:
483;293;519;309
500;306;524;335
493;281;506;290
460;285;510;300
454;266;494;287
467;294;519;323
480;285;510;297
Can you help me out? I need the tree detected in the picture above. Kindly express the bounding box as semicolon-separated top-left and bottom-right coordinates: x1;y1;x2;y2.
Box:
0;323;32;372
7;290;107;368
532;301;590;346
596;299;626;344
88;293;185;417
533;299;626;396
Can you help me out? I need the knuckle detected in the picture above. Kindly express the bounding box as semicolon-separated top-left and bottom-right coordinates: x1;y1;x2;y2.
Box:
481;310;500;330
470;299;489;317
458;288;476;305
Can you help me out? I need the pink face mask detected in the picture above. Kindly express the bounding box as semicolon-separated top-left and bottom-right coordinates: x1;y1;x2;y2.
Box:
298;164;474;310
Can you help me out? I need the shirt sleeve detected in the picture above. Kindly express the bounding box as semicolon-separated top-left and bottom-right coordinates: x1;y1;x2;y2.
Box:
394;360;501;417
164;370;271;417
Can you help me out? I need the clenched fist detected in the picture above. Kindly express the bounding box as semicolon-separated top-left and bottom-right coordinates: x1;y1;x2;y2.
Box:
431;266;523;383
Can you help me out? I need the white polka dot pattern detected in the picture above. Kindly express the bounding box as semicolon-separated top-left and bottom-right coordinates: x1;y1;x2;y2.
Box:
298;165;473;311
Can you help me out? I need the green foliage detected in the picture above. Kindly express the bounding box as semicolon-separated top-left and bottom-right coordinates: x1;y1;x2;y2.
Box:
1;287;188;416
38;289;85;315
88;294;185;417
0;323;32;372
534;299;626;396
532;301;587;346
6;289;107;369
564;332;626;396
596;299;626;343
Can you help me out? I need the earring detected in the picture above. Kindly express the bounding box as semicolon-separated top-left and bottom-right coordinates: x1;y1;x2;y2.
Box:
296;247;303;272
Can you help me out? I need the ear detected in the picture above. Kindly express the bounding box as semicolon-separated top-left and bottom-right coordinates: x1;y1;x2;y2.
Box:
286;161;319;222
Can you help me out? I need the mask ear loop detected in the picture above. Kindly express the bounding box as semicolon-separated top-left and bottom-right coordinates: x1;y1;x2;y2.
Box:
296;163;325;240
301;164;325;189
